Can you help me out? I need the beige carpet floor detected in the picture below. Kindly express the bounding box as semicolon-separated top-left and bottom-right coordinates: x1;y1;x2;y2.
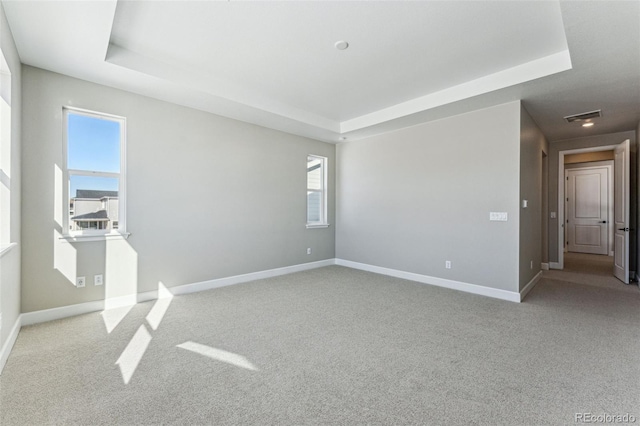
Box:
545;252;639;292
1;264;638;425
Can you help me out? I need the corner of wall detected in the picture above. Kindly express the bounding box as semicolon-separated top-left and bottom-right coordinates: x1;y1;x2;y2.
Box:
0;1;23;372
519;105;546;291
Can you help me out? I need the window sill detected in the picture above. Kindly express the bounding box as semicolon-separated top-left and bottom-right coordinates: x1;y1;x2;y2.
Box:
59;232;131;243
306;223;330;229
0;242;18;259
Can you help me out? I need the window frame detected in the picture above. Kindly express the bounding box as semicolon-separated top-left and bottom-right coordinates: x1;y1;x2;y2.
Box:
306;154;329;229
62;107;127;240
0;47;13;256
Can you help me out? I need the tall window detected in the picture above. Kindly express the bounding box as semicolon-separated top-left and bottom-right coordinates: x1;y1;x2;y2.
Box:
0;49;11;248
307;155;328;227
64;108;126;236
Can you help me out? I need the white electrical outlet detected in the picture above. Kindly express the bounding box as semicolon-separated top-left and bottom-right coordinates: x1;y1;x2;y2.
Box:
307;248;312;255
94;274;103;286
550;212;556;219
76;276;86;288
445;261;451;269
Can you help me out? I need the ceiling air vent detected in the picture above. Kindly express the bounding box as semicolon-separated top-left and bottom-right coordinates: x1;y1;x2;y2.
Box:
564;109;602;123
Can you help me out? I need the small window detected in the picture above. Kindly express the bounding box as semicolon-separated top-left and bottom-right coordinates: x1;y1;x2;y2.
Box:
64;108;126;236
307;155;328;227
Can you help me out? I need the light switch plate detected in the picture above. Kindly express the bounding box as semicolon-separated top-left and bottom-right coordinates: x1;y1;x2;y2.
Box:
489;212;508;221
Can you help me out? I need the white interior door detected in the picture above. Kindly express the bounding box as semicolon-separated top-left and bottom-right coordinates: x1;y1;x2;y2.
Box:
613;139;630;283
566;168;608;255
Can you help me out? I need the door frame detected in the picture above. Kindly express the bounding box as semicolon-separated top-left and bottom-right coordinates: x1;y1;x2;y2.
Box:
565;162;613;255
556;145;618;270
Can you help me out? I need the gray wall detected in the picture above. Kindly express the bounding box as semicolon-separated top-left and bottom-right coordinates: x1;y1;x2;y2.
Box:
519;106;548;289
631;137;638;276
21;66;335;313
548;131;636;265
0;4;22;352
336;101;521;292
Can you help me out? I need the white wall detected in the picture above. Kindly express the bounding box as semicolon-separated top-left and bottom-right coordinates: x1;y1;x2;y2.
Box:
0;3;22;364
336;101;521;292
21;66;335;313
519;106;548;289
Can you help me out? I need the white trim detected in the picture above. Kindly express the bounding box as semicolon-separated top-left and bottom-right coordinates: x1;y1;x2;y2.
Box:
335;258;521;303
557;144;618;270
341;50;572;133
0;315;21;374
564;162;614;256
59;232;130;243
20;259;336;326
5;259;543;368
307;154;328;227
21;300;105;326
520;271;543;301
549;262;561;270
305;224;330;229
63;107;127;236
68;169;119;179
170;259;335;296
0;242;17;258
541;263;550;271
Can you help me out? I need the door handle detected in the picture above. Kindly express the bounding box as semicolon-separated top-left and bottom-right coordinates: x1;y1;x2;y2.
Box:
618;227;629;231
599;221;607;223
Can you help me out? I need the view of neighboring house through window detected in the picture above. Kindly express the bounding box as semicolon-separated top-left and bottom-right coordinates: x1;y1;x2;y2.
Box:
64;108;125;235
307;155;327;226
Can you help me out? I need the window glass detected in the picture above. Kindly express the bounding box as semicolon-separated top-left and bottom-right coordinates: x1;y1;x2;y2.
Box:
307;155;327;225
67;113;120;173
65;108;125;235
69;175;119;199
0;49;11;245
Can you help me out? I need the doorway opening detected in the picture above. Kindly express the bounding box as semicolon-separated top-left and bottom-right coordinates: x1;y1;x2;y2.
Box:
557;142;634;283
565;161;613;256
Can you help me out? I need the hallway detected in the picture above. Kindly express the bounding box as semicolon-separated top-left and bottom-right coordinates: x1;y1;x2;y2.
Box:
544;252;639;294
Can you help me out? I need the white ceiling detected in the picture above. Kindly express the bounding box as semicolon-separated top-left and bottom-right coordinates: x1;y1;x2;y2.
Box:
2;1;639;143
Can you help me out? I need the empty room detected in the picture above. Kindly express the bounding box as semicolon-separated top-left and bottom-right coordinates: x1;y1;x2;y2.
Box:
1;1;639;425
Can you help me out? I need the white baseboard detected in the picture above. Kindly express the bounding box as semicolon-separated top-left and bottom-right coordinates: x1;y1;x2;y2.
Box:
170;259;335;296
541;263;550;271
0;315;22;375
9;257;537;370
22;300;102;326
335;259;521;303
21;259;336;327
549;262;561;270
520;271;543;301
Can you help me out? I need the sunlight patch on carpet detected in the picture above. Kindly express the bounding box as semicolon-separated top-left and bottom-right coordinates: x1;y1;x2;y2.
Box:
101;304;134;334
177;341;258;371
145;282;173;330
116;324;152;384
